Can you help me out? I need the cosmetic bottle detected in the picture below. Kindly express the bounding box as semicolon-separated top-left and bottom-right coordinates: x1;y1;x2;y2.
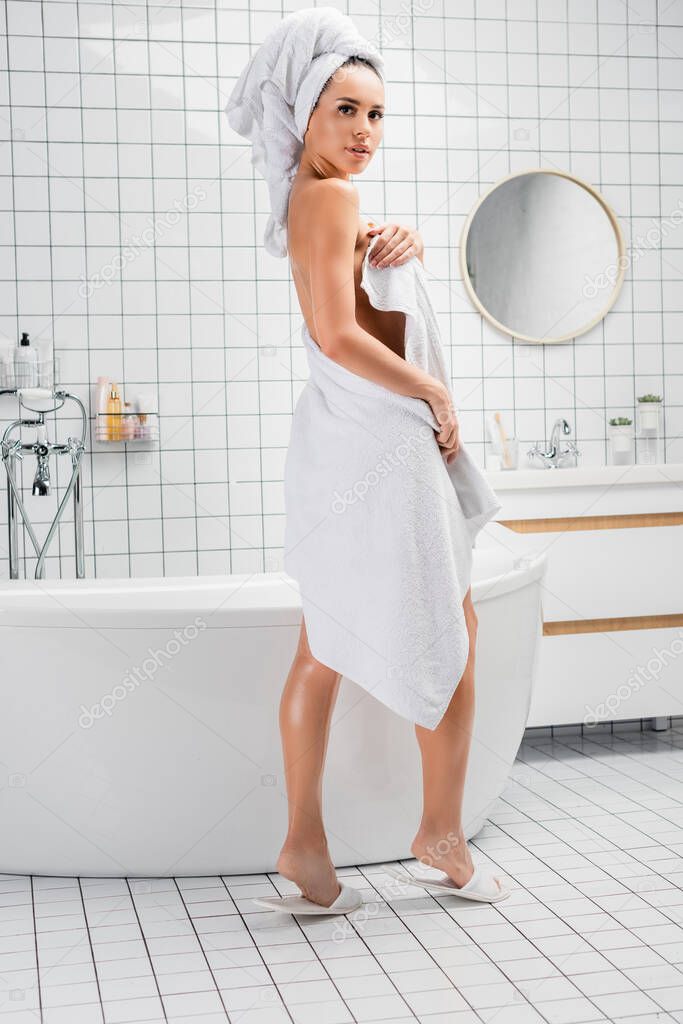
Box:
14;332;38;388
135;392;156;440
106;384;122;440
35;337;54;387
121;402;136;440
94;376;110;440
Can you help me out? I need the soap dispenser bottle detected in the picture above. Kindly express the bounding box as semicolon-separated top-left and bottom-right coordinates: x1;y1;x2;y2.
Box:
106;383;122;440
14;332;38;388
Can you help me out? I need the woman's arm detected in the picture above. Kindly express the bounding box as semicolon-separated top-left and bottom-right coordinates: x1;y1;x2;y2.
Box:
303;178;438;403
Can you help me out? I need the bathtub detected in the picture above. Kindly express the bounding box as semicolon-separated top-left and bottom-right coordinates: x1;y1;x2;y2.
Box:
0;524;546;877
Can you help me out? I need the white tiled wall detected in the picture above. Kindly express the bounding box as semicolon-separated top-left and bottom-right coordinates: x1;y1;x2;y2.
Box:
0;0;681;579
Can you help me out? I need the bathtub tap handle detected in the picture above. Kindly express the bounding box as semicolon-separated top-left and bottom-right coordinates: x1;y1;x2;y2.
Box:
1;438;23;461
66;436;85;466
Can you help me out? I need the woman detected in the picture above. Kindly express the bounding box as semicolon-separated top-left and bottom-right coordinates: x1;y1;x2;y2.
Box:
226;9;507;914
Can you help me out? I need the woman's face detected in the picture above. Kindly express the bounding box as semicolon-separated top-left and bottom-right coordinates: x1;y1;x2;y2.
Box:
303;64;384;176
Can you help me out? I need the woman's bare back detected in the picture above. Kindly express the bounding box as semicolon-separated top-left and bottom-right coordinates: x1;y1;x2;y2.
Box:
287;179;406;359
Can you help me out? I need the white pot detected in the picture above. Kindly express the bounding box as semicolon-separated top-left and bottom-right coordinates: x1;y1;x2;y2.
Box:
638;404;661;432
610;427;633;452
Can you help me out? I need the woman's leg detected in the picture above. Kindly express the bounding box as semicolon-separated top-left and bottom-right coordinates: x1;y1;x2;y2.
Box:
275;614;344;906
411;587;503;891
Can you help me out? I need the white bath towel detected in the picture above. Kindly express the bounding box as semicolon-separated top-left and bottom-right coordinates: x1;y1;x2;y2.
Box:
224;8;385;258
284;234;502;729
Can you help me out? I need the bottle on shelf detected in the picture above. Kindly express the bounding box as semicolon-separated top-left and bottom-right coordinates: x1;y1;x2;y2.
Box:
35;337;55;388
14;332;38;388
95;376;110;440
135;392;156;440
121;402;137;440
106;383;122;440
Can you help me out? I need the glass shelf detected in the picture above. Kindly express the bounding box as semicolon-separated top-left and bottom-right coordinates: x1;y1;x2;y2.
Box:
95;411;159;442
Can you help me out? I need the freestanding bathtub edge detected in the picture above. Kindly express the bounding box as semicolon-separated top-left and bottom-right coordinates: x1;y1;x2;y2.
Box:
0;526;547;876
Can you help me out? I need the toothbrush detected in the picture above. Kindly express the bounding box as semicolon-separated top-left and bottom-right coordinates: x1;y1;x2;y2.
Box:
494;412;512;469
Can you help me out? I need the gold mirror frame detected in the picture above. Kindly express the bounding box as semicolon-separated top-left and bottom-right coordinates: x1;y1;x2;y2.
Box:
459;168;627;344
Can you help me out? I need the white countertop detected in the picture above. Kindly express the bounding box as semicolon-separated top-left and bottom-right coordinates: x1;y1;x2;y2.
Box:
484;462;683;490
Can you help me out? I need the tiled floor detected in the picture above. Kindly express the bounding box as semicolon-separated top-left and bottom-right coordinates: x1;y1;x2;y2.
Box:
1;721;683;1024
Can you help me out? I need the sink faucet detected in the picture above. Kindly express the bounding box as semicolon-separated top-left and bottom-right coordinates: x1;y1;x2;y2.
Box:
527;417;580;469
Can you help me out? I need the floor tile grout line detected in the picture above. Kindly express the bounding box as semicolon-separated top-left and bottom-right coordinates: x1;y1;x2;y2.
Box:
567;730;683;790
222;871;367;1024
518;737;683;820
466;817;677;1012
481;790;683;1006
357;862;557;1024
504;763;683;898
76;877;104;1021
171;876;253;1024
516;735;683;883
30;876;44;1024
514;743;683;839
123;877;170;1023
485;818;683;1012
242;868;421;1024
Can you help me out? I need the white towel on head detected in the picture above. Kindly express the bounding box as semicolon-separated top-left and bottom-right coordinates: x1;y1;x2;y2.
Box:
224;7;385;258
283;232;502;730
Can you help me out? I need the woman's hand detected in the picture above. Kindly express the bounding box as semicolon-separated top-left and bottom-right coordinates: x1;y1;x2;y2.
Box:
423;379;461;465
367;222;424;267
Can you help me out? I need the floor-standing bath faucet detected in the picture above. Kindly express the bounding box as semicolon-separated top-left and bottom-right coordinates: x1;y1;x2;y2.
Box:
1;387;87;579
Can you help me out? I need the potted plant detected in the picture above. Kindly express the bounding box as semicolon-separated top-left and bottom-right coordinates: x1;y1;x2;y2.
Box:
636;393;663;433
607;416;634;464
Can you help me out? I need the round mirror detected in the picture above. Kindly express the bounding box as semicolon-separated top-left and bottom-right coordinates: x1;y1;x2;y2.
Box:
460;169;626;344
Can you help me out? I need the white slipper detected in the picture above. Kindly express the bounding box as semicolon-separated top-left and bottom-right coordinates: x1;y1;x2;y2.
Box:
252;881;363;916
384;863;510;903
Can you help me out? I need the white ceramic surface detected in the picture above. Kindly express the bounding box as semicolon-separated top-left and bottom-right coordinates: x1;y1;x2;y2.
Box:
0;527;546;876
485;461;683;490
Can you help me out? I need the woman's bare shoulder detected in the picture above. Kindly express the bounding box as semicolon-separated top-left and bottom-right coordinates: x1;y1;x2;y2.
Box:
290;177;359;225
